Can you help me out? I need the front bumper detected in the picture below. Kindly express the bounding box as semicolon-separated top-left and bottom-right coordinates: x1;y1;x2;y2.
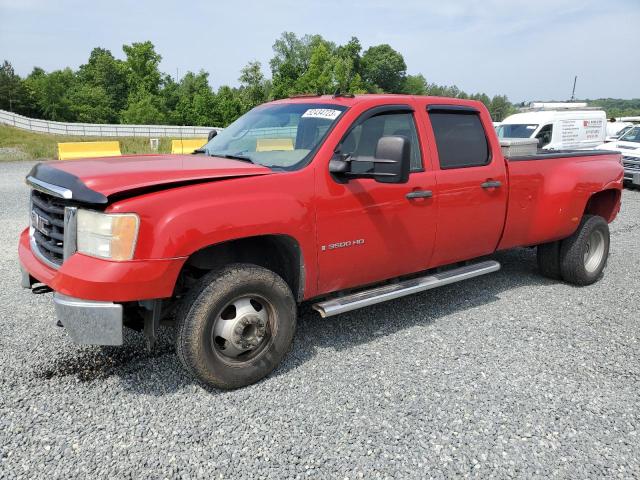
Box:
622;156;640;185
53;293;123;345
20;228;186;346
19;228;186;301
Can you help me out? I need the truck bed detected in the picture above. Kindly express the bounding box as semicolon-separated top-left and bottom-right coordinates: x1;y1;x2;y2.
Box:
498;150;623;250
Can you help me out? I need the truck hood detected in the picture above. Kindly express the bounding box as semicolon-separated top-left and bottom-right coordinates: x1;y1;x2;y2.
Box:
27;154;273;204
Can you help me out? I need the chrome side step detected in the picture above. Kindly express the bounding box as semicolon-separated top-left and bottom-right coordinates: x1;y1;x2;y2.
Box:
312;260;501;318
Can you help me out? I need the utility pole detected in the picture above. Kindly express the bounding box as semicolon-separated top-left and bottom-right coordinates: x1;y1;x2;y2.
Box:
570;75;577;101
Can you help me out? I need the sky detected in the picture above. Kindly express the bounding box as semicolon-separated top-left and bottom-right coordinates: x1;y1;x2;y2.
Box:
1;0;638;103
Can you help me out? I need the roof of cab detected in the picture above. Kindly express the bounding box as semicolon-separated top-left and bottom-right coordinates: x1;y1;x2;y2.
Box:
269;93;486;109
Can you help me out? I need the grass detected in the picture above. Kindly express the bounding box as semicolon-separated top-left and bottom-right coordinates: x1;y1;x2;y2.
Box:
0;124;198;161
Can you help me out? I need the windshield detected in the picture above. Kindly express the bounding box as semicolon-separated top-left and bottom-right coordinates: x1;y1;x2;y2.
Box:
201;103;347;170
619;126;640;143
497;124;538;139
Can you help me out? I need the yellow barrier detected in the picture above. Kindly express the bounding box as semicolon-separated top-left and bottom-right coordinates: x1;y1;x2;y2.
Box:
171;139;206;154
57;141;121;160
256;138;294;152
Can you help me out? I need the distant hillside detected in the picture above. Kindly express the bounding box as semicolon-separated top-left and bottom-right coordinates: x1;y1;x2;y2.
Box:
578;98;640;118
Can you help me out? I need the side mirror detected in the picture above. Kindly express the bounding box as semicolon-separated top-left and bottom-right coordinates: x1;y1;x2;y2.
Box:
372;136;410;184
329;136;411;184
208;130;218;141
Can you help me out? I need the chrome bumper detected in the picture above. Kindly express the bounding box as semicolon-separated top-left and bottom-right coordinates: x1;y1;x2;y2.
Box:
53;293;123;345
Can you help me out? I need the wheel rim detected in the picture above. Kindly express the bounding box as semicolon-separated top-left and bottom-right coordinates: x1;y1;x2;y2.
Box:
211;296;273;363
584;229;606;273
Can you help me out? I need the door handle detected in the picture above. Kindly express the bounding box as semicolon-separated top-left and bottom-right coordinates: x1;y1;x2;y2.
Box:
480;180;502;189
406;190;433;199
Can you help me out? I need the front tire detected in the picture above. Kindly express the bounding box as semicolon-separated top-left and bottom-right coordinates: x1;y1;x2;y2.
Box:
175;264;297;389
559;215;610;286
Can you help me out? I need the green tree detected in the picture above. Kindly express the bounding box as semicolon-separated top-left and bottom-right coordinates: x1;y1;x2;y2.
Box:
360;44;406;92
333;37;366;94
77;47;128;115
0;60;30;113
120;90;166;124
294;43;335;95
170;70;217;125
213;85;244;126
122;41;162;95
489;95;515;121
402;74;428;95
69;84;115;123
24;68;76;121
239;61;268;109
121;41;165;124
270;32;332;98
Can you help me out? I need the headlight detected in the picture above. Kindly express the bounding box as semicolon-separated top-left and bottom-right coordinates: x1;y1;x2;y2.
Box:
76;210;139;260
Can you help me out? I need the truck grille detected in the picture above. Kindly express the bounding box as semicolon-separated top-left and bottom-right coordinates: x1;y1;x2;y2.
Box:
30;190;67;267
622;156;640;171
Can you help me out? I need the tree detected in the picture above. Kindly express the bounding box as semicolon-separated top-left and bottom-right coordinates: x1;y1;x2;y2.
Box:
212;86;244;126
402;74;428;95
0;60;29;113
333;37;366;94
270;32;333;98
360;44;406;93
239;61;268;109
69;84;115;123
294;43;335;95
121;41;165;124
120;90;166;124
122;41;162;95
170;70;217;125
489;95;515;121
24;68;76;121
77;47;128;114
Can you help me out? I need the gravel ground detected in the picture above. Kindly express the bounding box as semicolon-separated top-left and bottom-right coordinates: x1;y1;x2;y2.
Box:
1;160;639;479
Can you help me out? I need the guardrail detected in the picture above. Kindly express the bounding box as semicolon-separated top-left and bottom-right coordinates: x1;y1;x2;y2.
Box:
0;109;222;137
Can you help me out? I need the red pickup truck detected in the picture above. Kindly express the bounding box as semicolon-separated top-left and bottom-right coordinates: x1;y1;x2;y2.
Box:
19;95;623;389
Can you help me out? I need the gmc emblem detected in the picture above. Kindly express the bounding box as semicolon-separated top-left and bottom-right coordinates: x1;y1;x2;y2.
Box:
31;211;50;235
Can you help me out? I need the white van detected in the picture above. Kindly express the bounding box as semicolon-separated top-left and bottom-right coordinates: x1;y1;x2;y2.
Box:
496;109;607;150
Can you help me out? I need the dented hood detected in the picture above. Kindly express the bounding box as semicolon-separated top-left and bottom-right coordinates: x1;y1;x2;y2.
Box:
27;154;273;204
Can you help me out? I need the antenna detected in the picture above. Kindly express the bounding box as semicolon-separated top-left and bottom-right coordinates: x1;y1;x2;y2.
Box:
570;75;577;101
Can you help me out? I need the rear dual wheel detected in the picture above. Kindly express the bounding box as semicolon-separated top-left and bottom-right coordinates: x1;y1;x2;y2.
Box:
175;264;296;389
537;215;610;286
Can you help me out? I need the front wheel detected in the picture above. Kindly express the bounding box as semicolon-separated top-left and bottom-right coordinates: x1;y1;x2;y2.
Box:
559;215;610;286
175;264;297;389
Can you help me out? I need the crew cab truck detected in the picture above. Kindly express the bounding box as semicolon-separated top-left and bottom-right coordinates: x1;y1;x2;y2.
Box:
19;95;623;389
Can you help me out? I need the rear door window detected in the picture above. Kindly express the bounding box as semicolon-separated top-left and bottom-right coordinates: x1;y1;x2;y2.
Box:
428;110;490;169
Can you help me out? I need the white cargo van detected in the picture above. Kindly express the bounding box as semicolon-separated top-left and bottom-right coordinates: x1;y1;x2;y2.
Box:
496;108;606;150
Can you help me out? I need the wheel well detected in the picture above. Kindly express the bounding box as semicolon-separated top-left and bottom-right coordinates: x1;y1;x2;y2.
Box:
178;235;304;301
584;189;620;223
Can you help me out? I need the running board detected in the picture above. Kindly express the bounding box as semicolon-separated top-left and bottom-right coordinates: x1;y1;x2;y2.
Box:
312;260;501;318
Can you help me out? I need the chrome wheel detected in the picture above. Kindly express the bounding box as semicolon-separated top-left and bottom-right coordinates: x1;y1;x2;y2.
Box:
584;229;605;273
212;296;271;361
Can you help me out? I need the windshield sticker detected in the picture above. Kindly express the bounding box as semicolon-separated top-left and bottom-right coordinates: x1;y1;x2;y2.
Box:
526;125;536;129
302;108;342;120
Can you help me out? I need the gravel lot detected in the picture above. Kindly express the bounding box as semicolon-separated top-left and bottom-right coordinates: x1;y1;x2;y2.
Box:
1;160;639;479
